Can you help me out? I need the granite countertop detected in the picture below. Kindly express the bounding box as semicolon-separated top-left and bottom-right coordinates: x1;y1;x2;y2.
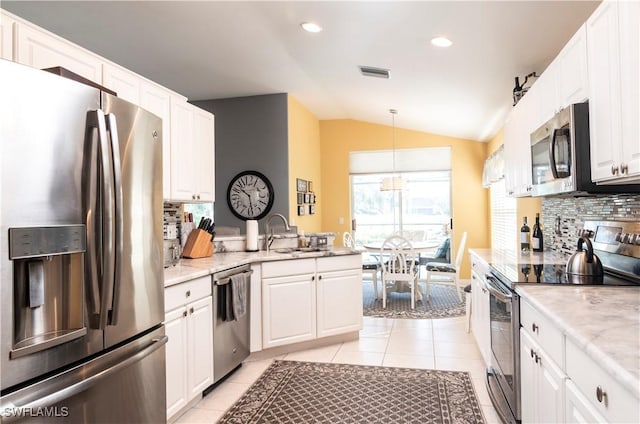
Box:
516;285;640;399
164;248;359;287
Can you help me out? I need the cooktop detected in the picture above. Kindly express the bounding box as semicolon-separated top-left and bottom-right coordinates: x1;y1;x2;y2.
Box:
490;262;638;286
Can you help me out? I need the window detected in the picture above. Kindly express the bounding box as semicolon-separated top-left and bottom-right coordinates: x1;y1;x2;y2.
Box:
349;147;452;246
350;171;451;245
490;179;516;250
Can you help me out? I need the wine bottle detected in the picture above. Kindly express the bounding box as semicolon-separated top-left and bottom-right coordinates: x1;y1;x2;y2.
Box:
520;216;530;252
532;213;544;252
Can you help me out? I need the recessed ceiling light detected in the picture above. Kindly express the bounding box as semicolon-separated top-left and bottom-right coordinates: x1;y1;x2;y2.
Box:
301;22;323;33
431;36;453;48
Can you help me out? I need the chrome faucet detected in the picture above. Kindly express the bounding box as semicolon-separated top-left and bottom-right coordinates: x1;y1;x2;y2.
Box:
264;213;290;252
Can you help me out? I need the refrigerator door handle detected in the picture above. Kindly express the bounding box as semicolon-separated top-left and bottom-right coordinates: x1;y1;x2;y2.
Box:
0;336;168;423
105;113;124;326
96;109;116;331
84;110;109;328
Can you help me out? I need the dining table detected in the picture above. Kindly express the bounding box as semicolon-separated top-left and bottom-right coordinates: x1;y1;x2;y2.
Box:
362;240;440;301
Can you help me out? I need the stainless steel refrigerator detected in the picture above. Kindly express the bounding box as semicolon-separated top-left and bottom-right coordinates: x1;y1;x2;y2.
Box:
0;60;166;423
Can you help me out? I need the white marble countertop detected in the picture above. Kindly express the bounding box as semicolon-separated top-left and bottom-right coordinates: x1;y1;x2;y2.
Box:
164;248;359;287
517;285;640;399
469;248;568;266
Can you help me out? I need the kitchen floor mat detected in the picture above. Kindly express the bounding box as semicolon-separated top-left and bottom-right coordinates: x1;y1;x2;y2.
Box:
217;360;485;424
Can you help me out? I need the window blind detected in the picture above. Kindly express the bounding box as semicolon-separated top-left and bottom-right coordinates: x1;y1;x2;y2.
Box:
349;147;451;174
490;179;517;250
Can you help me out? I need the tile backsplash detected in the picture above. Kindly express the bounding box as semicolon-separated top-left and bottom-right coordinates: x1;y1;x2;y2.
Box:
542;194;640;257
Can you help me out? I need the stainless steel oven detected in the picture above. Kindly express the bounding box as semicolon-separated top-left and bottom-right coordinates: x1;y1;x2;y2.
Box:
485;272;521;424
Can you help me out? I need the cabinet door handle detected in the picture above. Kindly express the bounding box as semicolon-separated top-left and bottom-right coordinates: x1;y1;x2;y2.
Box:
621;163;628;174
596;386;607;404
532;323;539;333
318;275;322;280
611;165;619;175
189;307;194;314
192;194;196;200
311;275;315;281
186;290;191;297
182;310;188;318
197;194;201;200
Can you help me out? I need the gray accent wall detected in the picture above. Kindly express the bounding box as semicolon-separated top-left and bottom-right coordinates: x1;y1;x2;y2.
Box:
192;94;289;233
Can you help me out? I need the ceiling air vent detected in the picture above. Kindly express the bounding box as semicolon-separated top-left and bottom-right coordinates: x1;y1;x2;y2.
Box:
359;66;390;79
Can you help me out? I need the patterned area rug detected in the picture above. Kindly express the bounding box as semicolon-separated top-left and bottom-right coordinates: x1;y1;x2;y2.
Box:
363;282;466;319
218;360;485;424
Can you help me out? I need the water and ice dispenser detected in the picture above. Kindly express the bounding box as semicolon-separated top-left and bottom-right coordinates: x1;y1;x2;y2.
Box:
9;225;86;359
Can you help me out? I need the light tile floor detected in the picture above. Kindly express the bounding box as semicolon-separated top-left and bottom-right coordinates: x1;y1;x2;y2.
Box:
175;315;501;423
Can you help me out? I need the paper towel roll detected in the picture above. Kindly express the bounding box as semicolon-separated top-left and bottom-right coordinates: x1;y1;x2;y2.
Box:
246;220;259;251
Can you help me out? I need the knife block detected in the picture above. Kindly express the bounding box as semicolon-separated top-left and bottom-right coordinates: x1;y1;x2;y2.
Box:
182;229;214;259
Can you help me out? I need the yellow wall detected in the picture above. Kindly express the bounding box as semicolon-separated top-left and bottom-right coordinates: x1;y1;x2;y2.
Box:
319;119;490;278
287;95;322;232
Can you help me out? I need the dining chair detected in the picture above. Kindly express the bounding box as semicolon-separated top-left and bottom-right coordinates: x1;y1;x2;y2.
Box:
424;232;468;302
418;237;450;277
380;235;419;309
343;232;380;299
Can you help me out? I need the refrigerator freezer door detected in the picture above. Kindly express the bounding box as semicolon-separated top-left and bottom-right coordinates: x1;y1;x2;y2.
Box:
0;326;167;423
101;93;164;348
0;60;103;391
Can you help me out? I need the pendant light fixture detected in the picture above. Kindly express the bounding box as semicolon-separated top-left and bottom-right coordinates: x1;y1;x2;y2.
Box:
380;109;405;191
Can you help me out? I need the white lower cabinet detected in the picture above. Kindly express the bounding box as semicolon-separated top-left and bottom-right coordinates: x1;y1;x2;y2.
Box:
261;255;362;349
164;276;213;420
565;380;607;424
317;267;362;338
520;296;639;424
469;253;490;366
262;269;317;348
520;329;566;424
565;337;639;424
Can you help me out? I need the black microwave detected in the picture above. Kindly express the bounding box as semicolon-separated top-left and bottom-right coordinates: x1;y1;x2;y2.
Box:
529;102;638;196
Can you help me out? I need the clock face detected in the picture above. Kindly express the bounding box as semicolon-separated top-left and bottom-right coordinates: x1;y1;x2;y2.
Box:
227;171;274;220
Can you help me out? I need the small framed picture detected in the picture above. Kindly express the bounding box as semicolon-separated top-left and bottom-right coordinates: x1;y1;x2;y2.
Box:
297;205;306;216
304;193;310;203
308;181;313;192
297;193;304;205
296;178;307;193
309;204;315;215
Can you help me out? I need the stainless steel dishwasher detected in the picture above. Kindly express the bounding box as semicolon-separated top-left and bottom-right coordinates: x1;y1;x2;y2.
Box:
212;264;252;383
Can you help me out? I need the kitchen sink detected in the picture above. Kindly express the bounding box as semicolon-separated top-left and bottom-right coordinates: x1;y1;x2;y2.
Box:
273;247;321;254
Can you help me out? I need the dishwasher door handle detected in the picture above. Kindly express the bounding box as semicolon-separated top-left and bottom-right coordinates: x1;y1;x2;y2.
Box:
214;269;253;286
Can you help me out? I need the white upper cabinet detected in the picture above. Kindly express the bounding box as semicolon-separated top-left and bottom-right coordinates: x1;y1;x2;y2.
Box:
1;10;14;60
102;63;180;200
528;24;588;132
14;20;102;84
617;0;640;182
102;63;142;104
504;91;534;197
193;108;215;202
587;0;640;183
169;99;215;202
555;24;589;109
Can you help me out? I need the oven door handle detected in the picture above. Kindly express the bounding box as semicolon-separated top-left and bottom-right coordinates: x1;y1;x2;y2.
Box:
484;275;513;302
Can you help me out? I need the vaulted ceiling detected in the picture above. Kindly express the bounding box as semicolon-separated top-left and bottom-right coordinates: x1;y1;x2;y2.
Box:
3;1;600;141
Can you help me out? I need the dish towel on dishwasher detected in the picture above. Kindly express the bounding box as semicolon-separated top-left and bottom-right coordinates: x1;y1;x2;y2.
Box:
230;273;247;320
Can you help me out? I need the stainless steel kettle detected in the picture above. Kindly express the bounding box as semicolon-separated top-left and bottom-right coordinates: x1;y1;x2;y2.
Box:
565;236;604;284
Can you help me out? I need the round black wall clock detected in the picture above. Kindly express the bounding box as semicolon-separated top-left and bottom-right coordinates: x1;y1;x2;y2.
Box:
226;170;274;220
